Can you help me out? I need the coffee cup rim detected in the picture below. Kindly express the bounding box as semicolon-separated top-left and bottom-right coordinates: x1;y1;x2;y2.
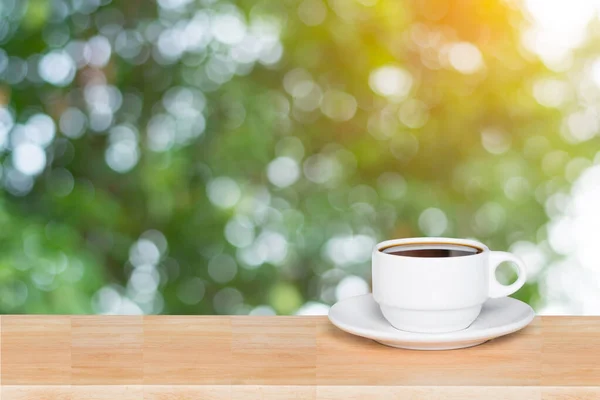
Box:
374;237;488;258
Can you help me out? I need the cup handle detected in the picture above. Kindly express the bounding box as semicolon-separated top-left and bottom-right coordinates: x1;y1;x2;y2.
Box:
488;251;527;298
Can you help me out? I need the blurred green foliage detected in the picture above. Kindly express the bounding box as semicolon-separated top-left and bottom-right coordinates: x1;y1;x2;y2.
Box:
0;0;580;314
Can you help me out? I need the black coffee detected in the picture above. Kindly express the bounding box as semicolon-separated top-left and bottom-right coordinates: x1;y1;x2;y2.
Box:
380;243;481;258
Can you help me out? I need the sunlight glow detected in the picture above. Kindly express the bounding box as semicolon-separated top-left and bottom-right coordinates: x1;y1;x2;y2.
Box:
543;165;600;314
369;65;413;100
523;0;597;68
448;42;484;74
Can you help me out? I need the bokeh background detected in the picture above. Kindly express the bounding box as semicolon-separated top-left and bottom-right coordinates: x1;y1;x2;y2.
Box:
0;0;598;315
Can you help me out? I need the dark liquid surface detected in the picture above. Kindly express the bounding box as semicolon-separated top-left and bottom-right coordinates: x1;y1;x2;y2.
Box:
381;244;481;258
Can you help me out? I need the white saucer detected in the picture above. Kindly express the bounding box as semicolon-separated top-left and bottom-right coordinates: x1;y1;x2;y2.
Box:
328;294;535;350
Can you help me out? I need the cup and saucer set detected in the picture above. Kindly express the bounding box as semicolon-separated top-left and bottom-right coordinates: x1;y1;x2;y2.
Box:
328;237;535;350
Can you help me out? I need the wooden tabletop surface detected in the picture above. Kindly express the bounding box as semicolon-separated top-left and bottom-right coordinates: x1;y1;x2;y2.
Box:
0;315;597;399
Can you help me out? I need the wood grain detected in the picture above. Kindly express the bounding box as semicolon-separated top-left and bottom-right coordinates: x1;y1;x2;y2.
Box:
317;317;542;386
72;316;143;384
2;316;71;385
0;316;597;399
231;317;316;385
143;316;232;384
1;386;599;400
541;317;600;386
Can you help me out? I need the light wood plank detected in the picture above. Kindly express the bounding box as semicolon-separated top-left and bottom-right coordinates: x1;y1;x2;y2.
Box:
231;385;316;399
143;316;232;384
1;316;71;385
143;385;230;400
231;317;316;385
0;315;597;392
316;386;541;400
541;387;600;400
2;386;144;400
71;316;143;384
541;317;600;386
2;386;72;400
5;386;597;400
316;316;542;386
0;315;2;390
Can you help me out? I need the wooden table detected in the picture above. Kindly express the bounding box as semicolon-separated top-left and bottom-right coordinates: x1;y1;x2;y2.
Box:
0;316;597;399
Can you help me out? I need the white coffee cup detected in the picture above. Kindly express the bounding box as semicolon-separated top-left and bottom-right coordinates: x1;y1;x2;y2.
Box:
372;237;527;333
